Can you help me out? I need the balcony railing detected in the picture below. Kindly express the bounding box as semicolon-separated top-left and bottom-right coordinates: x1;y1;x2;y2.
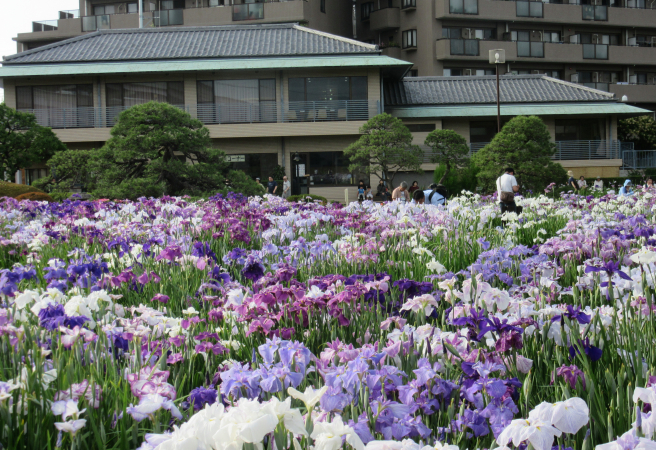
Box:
31;10;79;32
517;41;544;57
465;140;622;160
581;82;610;91
154;9;184;26
450;39;480;55
32;20;59;32
623;149;656;169
60;9;80;19
516;1;544;17
233;3;264;21
582;4;608;20
582;43;609;59
82;15;110;32
19;101;380;129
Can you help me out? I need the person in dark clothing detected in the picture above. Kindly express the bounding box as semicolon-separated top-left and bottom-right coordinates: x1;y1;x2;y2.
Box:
267;176;278;195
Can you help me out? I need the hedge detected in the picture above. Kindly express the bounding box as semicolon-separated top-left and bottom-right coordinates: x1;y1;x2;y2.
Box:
15;192;54;202
0;182;44;199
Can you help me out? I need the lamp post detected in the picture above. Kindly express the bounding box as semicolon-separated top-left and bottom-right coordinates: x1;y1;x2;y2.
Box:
489;49;506;134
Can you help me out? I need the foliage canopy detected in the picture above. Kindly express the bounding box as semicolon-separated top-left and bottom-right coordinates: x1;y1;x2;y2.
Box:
344;113;424;187
0;104;66;182
472;115;567;193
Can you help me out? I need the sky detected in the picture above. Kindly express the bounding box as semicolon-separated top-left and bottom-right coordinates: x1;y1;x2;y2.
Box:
0;0;80;101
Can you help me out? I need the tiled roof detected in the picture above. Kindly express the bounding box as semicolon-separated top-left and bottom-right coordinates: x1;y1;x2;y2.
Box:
3;24;378;64
384;75;616;106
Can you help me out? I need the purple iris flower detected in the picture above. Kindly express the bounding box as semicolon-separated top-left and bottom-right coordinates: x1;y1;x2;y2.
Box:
189;386;218;411
478;317;522;341
480;397;519;438
242;259;265;282
556;364;586;389
569;338;603;362
551;305;591;325
320;386;350;413
585;261;632;285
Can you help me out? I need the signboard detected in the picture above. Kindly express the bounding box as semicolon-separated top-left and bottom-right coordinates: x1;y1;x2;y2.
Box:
225;155;246;163
297;164;305;177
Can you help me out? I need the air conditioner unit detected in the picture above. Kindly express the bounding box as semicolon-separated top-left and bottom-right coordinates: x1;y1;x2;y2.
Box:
592;72;599;82
649;75;656;85
570;35;580;44
571;73;579;83
630;74;638;84
629;37;637;46
627;0;636;6
611;72;619;83
464;69;474;76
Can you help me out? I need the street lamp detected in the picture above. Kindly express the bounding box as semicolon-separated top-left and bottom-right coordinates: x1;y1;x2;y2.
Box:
489;49;506;134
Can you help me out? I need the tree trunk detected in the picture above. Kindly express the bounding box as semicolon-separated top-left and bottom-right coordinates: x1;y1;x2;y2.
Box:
438;162;451;185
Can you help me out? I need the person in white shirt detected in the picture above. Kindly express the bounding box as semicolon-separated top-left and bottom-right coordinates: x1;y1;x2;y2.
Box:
593;177;604;190
282;176;291;198
496;168;519;214
423;183;446;206
578;176;587;191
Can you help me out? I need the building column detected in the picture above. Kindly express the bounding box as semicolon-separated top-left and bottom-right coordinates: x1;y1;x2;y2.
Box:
15;170;22;185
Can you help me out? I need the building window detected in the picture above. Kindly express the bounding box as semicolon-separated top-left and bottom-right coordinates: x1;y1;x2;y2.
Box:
233;3;264;21
287;77;368;121
407;69;419;77
406;124;436;132
542;31;561;43
227;153;278;181
582;5;607;21
307;152;367;186
516;1;543;18
321;0;326;13
25;168;49;186
127;3;138;13
402;30;417;49
402;0;417;8
513;69;561;79
361;2;374;20
107;81;184;108
576;71;618;91
470;121;497;143
93;4;115;15
450;0;478;14
556;119;605;141
197;79;276;124
634;72;656;85
160;0;184;9
16;84;94;128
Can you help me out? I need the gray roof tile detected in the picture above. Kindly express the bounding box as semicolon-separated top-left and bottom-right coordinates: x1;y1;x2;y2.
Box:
3;24;378;64
385;75;615;105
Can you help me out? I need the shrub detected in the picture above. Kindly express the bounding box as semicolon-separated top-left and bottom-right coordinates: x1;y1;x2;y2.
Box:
0;182;43;198
287;194;327;203
433;162;480;196
15;192;54;202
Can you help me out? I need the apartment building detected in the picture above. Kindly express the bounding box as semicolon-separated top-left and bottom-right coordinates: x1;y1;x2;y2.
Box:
18;0;354;52
355;0;656;110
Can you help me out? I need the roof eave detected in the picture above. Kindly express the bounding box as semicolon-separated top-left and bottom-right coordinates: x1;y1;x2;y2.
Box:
0;55;411;78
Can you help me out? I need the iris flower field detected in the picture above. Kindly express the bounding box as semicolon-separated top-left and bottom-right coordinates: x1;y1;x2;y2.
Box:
1;191;656;450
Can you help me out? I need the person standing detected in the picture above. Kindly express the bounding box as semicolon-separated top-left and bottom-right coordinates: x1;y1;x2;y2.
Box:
423;183;445;206
392;181;411;203
593;177;604;190
267;176;278;195
496;168;519;214
282;176;291;198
